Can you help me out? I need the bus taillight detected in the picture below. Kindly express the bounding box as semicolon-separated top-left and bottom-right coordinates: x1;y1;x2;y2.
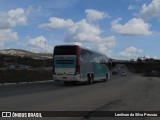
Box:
75;45;80;75
53;51;56;75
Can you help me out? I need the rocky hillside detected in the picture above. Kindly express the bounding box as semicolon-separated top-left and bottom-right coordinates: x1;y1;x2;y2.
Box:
0;49;52;58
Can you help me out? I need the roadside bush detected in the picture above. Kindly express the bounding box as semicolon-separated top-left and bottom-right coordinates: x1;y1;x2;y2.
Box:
0;70;53;84
126;62;160;77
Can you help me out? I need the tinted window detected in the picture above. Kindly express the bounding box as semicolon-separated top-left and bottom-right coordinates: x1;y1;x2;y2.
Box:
80;48;93;62
80;48;108;63
54;46;76;55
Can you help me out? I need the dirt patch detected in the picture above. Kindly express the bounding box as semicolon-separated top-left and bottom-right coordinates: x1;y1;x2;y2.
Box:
83;100;123;119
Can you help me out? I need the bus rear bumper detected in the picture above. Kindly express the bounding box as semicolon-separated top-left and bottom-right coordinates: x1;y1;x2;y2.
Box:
53;74;80;82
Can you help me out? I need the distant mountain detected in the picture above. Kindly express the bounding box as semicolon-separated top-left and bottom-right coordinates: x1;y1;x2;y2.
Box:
0;49;52;59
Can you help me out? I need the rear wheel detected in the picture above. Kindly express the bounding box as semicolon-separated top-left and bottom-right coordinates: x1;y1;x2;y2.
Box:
87;74;92;84
91;74;94;84
103;73;108;82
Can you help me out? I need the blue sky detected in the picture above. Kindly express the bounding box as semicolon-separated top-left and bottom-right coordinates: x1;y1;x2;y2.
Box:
0;0;160;60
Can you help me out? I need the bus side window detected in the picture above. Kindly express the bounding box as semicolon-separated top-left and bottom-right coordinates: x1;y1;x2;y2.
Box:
80;57;83;61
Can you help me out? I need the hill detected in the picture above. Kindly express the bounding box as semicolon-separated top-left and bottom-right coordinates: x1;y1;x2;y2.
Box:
0;49;52;59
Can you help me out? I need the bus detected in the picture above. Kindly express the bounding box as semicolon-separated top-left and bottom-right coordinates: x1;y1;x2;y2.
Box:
53;45;110;84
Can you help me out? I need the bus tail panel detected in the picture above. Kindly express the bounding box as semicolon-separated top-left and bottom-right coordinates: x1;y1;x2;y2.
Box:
54;55;76;76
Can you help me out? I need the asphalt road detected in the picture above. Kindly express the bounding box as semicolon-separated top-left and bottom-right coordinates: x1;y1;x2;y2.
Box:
0;66;160;120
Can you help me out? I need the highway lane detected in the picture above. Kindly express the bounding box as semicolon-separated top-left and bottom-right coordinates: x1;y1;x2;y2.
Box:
0;67;132;111
1;67;160;120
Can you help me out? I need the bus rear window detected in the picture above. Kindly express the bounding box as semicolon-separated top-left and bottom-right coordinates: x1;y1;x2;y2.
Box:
54;46;77;55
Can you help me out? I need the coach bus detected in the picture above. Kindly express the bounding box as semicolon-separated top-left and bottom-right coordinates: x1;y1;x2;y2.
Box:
53;45;110;84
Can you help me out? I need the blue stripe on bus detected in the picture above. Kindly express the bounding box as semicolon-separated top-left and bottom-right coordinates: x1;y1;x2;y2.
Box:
93;63;108;77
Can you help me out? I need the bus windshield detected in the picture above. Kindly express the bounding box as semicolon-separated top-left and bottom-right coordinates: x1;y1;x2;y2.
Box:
54;46;76;55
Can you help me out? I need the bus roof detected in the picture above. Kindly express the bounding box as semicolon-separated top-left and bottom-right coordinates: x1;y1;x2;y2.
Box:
54;45;109;59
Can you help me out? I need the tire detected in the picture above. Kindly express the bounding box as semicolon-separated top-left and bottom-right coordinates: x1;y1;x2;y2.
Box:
91;74;94;84
87;74;92;84
103;73;108;82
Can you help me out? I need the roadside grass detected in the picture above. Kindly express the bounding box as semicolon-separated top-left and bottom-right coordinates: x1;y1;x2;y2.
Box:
126;62;160;77
0;70;53;84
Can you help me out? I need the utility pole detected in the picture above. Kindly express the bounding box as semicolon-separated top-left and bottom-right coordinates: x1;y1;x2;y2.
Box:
43;41;46;67
3;45;6;68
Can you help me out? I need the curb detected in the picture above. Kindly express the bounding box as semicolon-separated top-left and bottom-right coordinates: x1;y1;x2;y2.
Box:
0;80;53;86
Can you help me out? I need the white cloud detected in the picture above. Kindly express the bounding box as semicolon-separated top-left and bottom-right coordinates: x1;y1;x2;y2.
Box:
27;36;46;49
39;9;115;56
119;46;143;58
39;17;74;30
125;46;143;53
8;8;27;26
39;9;111;43
111;18;152;36
85;9;110;22
145;55;150;58
39;17;102;42
0;8;28;48
0;29;18;42
139;0;160;20
93;36;116;57
0;8;27;29
128;5;137;10
74;42;82;46
153;56;158;59
64;19;101;42
101;36;116;48
0;43;4;50
30;45;54;53
97;45;113;58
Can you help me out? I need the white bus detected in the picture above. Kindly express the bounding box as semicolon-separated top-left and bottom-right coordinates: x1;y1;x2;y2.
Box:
53;45;110;84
